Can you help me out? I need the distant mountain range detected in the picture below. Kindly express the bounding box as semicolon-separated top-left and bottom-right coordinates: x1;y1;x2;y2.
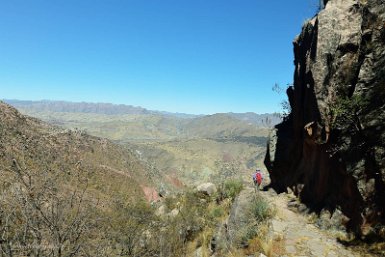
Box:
3;99;281;126
4;99;152;115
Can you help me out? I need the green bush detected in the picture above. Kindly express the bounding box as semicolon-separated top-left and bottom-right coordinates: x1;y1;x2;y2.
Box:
107;199;158;256
210;206;225;218
223;179;243;200
231;194;275;248
251;195;273;223
328;94;368;130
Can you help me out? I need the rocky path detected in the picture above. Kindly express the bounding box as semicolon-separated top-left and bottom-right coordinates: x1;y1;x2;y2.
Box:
258;188;365;257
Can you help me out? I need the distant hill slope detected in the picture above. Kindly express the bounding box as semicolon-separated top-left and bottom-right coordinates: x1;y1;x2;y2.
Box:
183;113;271;139
0;100;158;203
132;137;267;186
227;112;281;127
4;99;280;142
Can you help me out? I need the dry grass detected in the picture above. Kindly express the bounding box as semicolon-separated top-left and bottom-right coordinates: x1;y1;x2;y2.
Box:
242;222;285;257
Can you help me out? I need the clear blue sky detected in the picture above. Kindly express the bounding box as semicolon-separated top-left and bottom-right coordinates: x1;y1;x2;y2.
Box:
0;0;319;115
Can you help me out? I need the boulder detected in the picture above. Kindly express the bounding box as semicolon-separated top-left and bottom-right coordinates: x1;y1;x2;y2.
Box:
227;188;255;246
168;208;179;218
196;182;217;196
155;205;168;216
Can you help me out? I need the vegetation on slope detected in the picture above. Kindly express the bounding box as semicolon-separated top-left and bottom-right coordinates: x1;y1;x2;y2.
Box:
5;100;272;188
132;138;267;186
0;101;276;256
0;102;153;255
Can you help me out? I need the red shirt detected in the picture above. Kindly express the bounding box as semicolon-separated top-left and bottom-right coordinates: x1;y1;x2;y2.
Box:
255;172;262;185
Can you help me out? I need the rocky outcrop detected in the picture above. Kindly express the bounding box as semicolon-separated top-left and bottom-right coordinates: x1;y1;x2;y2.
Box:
227;188;256;246
265;0;385;238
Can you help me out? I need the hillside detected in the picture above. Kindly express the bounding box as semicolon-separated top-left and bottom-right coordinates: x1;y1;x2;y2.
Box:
0;100;153;199
227;112;281;127
182;113;270;138
132;137;267;187
0;101;172;254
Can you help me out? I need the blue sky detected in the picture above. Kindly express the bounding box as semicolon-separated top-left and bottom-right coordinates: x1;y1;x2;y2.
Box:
0;0;319;114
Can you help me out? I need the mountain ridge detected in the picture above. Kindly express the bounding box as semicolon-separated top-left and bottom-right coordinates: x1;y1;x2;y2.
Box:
3;99;281;124
4;99;280;142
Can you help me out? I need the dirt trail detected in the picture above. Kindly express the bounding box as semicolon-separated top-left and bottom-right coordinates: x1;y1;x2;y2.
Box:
257;188;365;257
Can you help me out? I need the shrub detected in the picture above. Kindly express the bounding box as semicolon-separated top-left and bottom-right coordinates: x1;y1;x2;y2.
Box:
328;94;368;130
210;206;225;218
107;199;158;256
251;195;274;223
231;193;275;250
223;179;243;200
0;160;97;256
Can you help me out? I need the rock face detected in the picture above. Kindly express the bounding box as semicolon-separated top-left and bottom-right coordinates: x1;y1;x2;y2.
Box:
265;0;385;238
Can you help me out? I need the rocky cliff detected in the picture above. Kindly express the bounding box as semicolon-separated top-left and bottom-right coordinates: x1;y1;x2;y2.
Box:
265;0;385;239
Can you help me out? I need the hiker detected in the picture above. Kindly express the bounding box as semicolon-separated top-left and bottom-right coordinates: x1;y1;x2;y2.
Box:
253;169;263;190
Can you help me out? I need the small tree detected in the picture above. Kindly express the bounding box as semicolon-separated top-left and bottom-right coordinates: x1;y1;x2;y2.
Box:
0;159;95;256
108;200;157;257
272;83;292;121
